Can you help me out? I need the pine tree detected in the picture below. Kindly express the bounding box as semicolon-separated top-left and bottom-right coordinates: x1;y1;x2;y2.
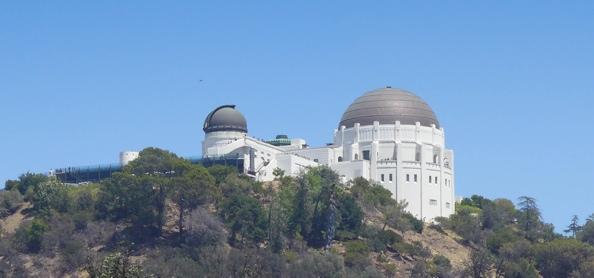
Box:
565;215;581;238
518;196;542;240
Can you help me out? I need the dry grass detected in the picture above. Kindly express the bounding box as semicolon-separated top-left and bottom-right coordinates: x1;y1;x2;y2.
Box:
0;202;32;235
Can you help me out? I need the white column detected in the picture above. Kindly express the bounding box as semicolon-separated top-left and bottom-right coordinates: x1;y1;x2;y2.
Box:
370;121;380;181
395;121;402;201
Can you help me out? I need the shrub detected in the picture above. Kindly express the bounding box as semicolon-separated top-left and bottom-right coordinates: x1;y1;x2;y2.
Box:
14;219;48;253
463;248;493;278
73;221;116;247
344;240;371;270
86;252;143;278
142;248;202;277
533;239;594;278
287;251;345;278
183;208;226;248
404;213;424;233
410;260;430;278
352;266;383;278
431;255;453;277
335;230;358;241
41;214;76;254
391;241;430;259
61;239;87;272
429;222;447;235
383;262;398;277
31;178;69;214
226;248;285;277
0;190;23;217
369;229;402;252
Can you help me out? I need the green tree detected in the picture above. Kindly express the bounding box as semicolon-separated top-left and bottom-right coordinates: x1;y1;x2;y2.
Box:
533;239;594;278
494;239;538;278
287;175;311;240
308;182;339;248
577;215;594;245
461;195;490;209
220;193;267;246
96;173;163;233
124;147;187;177
31;178;69;214
337;194;363;233
169;165;215;238
207;165;238;185
517;196;543;241
444;205;482;243
349;177;395;211
380;200;410;232
272;167;285;179
486;228;522;254
565;215;582;238
86;252;143;278
5;172;48;195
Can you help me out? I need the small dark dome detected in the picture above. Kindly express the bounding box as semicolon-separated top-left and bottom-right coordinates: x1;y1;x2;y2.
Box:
203;105;248;133
339;87;439;128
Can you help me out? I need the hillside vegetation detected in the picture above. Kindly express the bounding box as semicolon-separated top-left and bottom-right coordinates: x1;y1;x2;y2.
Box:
1;147;593;277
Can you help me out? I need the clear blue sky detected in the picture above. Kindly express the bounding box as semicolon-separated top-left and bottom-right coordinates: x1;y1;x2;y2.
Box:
1;1;593;232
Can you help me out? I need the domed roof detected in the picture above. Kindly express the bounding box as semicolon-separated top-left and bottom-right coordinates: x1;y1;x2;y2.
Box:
203;105;248;133
339;87;439;128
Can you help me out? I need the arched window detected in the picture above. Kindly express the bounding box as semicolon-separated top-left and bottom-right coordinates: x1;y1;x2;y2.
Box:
338;156;343;162
433;155;439;164
354;154;359;160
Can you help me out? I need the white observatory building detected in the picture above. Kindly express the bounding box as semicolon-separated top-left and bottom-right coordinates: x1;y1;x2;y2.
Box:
201;87;455;220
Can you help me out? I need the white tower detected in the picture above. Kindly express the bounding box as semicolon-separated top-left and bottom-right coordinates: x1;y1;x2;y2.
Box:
120;151;140;166
201;105;249;158
331;87;456;220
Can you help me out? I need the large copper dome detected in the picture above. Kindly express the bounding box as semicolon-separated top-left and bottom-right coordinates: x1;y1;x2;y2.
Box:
339;87;439;128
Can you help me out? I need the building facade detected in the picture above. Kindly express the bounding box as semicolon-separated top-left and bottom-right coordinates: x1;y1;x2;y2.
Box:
201;87;456;220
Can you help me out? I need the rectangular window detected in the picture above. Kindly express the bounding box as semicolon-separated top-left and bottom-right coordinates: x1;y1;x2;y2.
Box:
446;202;451;209
406;174;410;182
381;174;385;182
430;199;437;206
414;174;418;182
429;176;432;183
389;174;393;182
362;150;370;160
435;177;438;184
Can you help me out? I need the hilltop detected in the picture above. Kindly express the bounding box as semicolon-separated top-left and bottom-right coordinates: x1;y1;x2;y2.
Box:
0;148;593;278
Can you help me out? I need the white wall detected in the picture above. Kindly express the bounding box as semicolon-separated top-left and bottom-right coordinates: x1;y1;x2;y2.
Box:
331;121;455;221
